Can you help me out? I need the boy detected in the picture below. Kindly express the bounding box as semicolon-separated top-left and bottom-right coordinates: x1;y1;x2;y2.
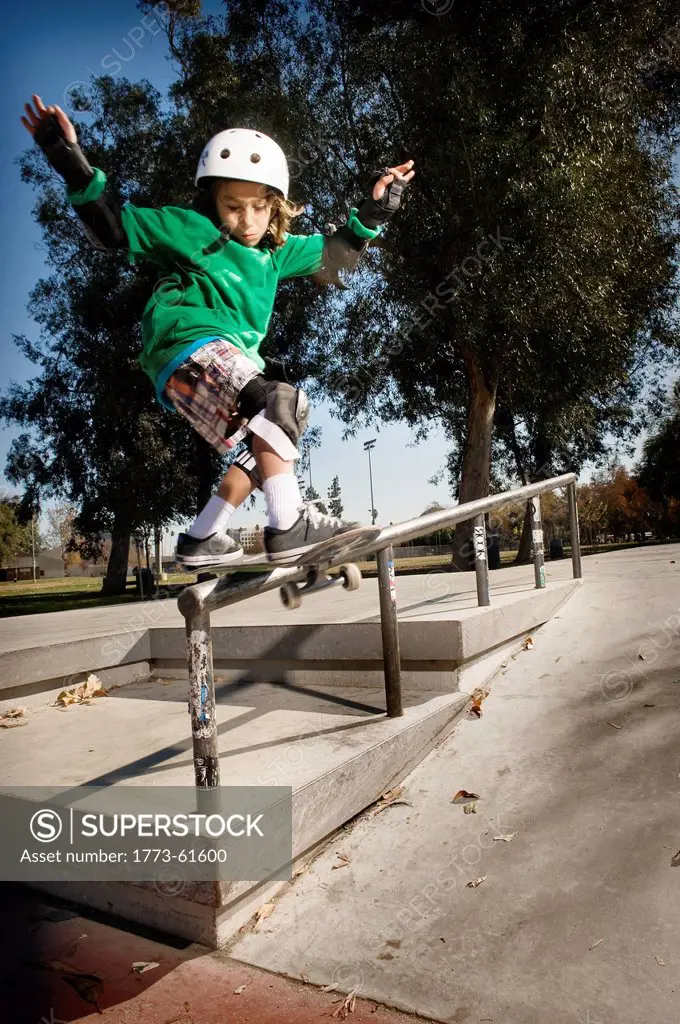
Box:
21;95;415;567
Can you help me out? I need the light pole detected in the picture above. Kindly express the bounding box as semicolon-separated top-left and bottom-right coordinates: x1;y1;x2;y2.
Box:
363;439;377;525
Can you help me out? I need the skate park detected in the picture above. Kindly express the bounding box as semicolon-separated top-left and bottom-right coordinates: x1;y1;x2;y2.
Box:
4;1;680;1021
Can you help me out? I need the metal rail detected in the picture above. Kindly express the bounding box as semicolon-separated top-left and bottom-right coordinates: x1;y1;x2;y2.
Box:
178;473;582;787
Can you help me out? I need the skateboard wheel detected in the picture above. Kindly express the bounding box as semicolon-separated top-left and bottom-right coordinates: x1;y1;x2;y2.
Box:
280;582;302;609
339;564;362;591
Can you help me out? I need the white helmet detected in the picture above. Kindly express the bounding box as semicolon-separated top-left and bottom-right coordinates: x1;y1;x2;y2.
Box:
195;128;289;199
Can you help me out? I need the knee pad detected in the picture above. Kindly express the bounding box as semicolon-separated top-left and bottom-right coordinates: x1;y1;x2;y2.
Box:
231;443;262;490
237;377;309;461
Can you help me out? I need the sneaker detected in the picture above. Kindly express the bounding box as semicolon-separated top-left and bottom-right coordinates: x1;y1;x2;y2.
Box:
264;502;362;563
175;530;244;569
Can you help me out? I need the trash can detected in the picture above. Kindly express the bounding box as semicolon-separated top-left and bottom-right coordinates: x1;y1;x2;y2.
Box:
549;538;564;560
487;533;501;570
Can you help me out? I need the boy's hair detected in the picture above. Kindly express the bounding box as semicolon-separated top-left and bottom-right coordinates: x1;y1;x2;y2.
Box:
191;179;305;248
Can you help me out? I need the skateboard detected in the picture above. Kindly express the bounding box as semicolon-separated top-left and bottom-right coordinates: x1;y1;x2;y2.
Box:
188;525;383;609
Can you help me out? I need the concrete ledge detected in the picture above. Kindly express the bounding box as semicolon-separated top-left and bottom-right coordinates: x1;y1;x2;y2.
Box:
0;580;580;696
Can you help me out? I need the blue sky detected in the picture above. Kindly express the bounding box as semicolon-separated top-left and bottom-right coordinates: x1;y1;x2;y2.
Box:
1;2;676;555
0;0;456;551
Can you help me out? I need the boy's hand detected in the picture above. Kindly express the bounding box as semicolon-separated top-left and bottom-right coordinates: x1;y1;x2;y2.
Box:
372;160;415;201
21;94;77;145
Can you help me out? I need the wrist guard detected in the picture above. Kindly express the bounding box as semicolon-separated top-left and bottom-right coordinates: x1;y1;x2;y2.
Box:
33;113;94;192
355;165;409;229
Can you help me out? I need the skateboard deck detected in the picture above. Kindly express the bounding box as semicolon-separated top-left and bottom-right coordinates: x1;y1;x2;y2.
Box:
199;524;383;573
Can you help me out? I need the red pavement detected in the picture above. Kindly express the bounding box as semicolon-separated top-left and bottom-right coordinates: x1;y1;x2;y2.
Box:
2;885;429;1024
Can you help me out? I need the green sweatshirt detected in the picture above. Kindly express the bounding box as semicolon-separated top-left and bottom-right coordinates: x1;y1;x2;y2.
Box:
67;167;382;411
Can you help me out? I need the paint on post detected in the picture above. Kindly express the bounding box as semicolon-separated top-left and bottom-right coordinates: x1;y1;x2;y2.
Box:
532;528;544;548
539;565;545;587
473;525;487;561
188;626;215;740
388;559;396;604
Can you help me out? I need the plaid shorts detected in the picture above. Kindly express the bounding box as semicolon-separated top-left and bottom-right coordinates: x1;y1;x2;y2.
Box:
165;339;262;455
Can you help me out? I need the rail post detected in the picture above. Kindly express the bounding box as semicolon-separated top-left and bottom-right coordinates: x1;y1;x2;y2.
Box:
377;546;403;718
186;608;220;788
529;496;546;589
473;514;491;607
567;482;583;579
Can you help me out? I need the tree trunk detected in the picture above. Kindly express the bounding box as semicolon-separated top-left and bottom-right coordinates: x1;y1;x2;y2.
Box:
102;518;131;595
452;354;498;571
514;503;533;564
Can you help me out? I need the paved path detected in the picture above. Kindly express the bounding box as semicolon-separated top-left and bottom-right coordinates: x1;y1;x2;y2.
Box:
228;544;680;1023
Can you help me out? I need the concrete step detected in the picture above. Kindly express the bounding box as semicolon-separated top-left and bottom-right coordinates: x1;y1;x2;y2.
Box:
1;579;580;695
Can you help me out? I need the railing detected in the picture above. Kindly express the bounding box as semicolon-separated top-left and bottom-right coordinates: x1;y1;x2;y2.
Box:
178;473;581;787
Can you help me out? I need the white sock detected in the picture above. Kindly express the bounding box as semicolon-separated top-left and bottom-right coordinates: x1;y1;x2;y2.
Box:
187;496;236;539
262;473;302;531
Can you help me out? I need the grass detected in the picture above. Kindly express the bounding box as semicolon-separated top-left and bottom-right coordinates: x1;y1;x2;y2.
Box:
1;540;674;617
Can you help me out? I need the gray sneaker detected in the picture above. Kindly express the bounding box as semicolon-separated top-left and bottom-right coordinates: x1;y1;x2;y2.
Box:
264;502;362;563
175;530;243;569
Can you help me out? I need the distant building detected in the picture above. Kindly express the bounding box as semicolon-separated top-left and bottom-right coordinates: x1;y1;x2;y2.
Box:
228;526;264;553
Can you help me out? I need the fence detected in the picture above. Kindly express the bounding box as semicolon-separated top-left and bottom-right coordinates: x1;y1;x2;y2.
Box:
177;473;581;788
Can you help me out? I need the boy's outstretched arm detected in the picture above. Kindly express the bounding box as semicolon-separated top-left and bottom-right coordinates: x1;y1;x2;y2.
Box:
312;160;415;289
23;94;127;252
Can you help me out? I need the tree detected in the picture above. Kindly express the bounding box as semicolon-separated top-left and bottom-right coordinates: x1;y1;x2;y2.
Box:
303;484;328;514
3;75;229;594
638;381;680;534
0;497;45;568
327;475;343;517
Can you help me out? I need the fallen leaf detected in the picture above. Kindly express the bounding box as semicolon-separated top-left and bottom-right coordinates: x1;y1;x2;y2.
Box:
493;832;518;843
638;652;647;661
0;706;27;719
643;704;655;708
452;790;481;803
377;951;395;960
463;802;478;814
56;674;106;707
588;938;605;951
0;719;28;728
654;956;666;967
332;852;351;869
466;876;488;888
607;722;622;730
132;961;159;974
255;902;275;927
331;986;358;1018
292;863;309;878
671;850;680;867
321;983;339;993
234;984;248;994
300;972;309;983
524;637;534;650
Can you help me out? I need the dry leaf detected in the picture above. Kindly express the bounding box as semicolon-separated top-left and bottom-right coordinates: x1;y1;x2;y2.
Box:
638;652;647;661
292;863;309;878
0;719;28;728
465;876;488;888
463;802;478;814
331;986;358;1019
607;722;622;730
0;706;27;719
332;852;351;869
493;832;518;843
56;674;107;707
234;984;248;994
588;938;604;951
452;790;481;803
524;637;534;650
255;902;275;927
131;961;159;974
654;956;666;967
300;972;309;983
670;850;680;867
321;982;339;993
